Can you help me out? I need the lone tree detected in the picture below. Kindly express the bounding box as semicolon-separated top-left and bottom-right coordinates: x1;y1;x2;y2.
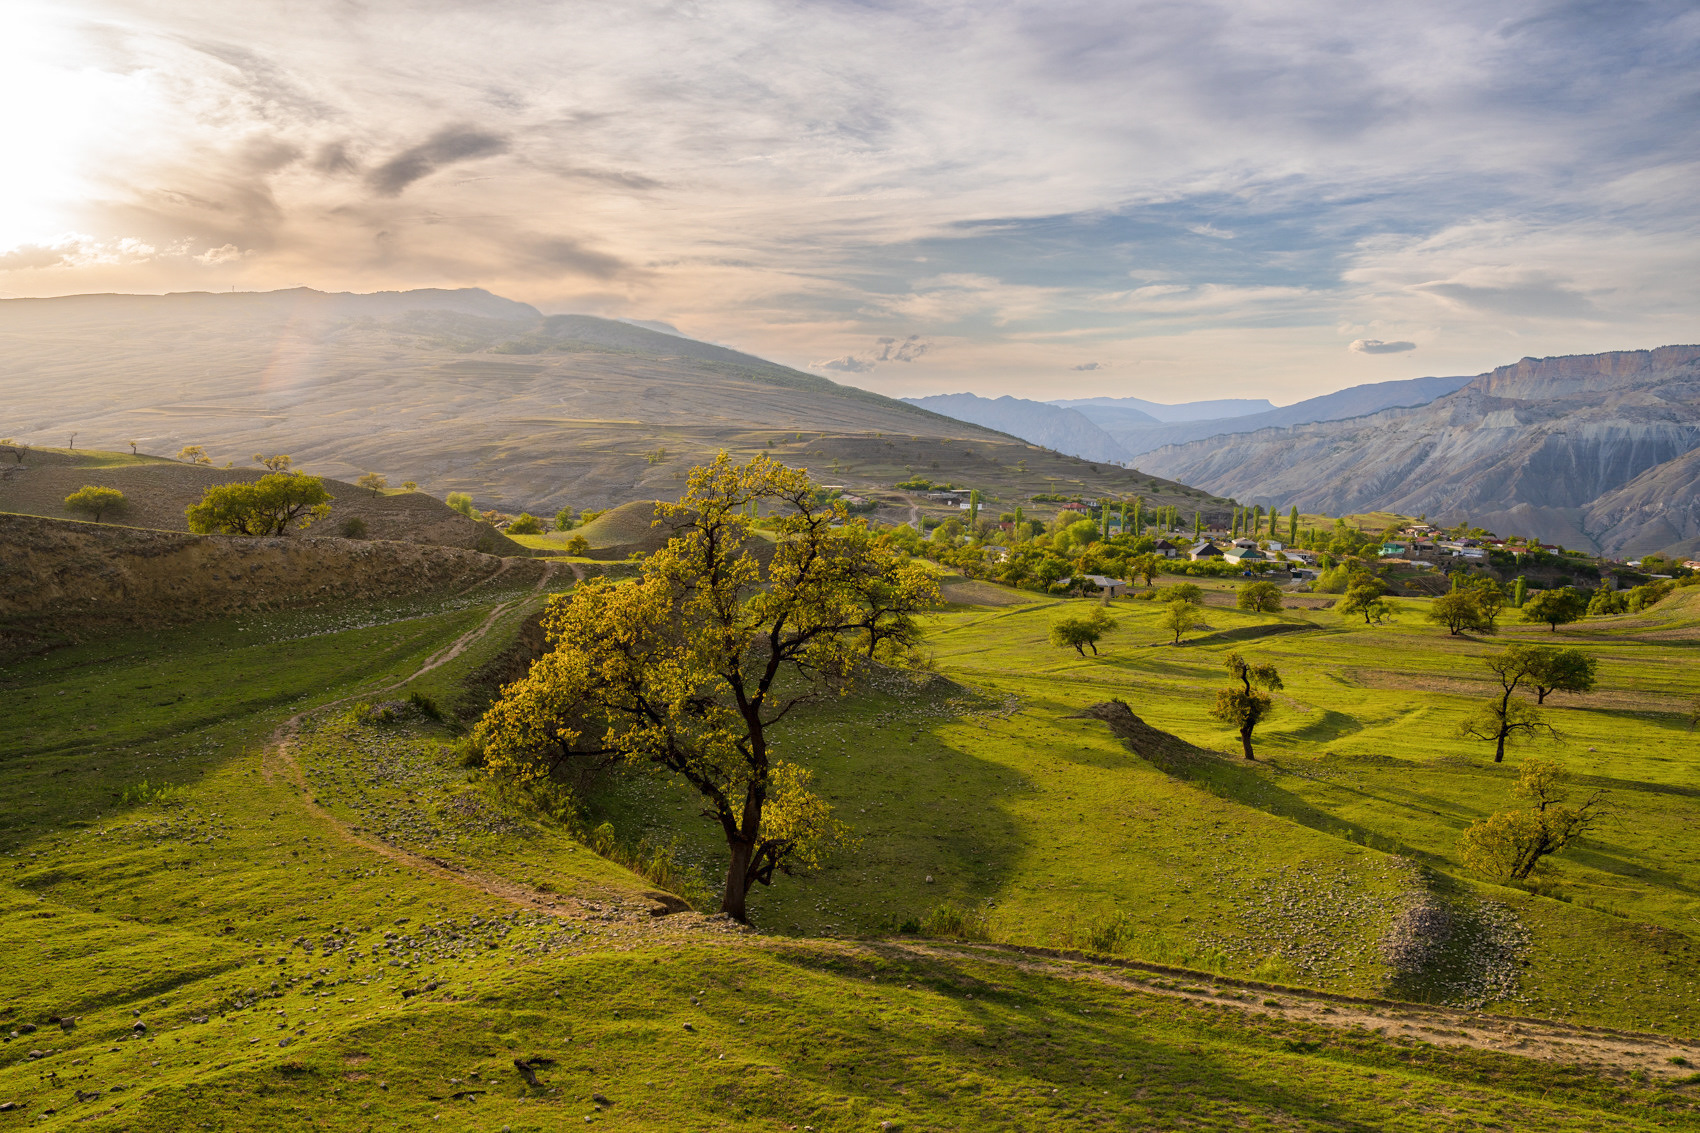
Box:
1209;651;1283;759
1051;608;1116;656
508;512;543;534
1159;598;1203;645
1521;587;1587;632
446;491;476;517
0;439;29;464
64;485;125;522
1236;579;1284;613
1339;581;1395;624
185;473;331;536
1525;646;1597;704
1127;552;1161;588
1458;644;1557;762
1459;759;1606;881
252;453;294;472
177;445;212;465
1427;585;1500;636
474;453;938;922
357;472;388;497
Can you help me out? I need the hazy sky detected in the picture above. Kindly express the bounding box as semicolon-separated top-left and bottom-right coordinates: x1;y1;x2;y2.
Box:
4;1;1698;402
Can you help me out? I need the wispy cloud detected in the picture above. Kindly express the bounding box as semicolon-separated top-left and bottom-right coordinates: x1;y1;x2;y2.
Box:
3;0;1697;398
1349;338;1415;354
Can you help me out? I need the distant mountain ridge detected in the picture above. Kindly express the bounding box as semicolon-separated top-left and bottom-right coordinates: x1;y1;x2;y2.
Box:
1051;396;1275;422
899;394;1130;463
1136;346;1700;557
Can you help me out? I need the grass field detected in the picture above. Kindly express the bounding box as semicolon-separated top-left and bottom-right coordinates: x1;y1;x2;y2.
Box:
5;564;1700;1129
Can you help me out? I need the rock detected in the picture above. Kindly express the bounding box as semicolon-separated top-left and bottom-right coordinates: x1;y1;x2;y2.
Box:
26;1050;43;1060
132;1021;147;1032
17;1024;35;1035
681;1023;695;1032
592;1093;613;1106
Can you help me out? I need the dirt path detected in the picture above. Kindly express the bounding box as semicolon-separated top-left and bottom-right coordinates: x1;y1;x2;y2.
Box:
888;941;1700;1081
260;558;740;942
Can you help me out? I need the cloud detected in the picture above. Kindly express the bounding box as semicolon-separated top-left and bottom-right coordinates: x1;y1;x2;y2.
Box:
1415;279;1599;320
0;236;158;271
1071;361;1107;370
194;243;246;265
1349;338;1416;354
366;126;510;197
816;334;931;373
0;242;78;271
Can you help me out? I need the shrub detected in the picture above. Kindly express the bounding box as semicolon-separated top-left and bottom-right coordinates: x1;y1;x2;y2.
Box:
446;491;476;517
1156;582;1203;605
918;901;992;940
339;516;368;539
118;778;176;806
508;512;542;534
566;534;591;555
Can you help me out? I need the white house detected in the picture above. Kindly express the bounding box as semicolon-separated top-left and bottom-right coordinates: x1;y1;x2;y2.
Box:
1224;546;1268;565
1083;574;1128;598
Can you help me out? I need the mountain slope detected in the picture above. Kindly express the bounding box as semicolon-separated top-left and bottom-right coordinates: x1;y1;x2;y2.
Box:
0;288;1016;513
1077;374;1475;456
899;393;1130;462
1051;395;1275;422
1136;347;1700;556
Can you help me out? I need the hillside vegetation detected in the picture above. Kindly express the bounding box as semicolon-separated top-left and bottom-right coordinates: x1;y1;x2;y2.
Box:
4;507;1700;1129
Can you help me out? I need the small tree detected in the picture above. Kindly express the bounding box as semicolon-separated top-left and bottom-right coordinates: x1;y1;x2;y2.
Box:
177;445;212;466
1209;651;1282;759
566;534;590;555
446;492;476;517
401;480;419;492
1156;582;1203;605
508;512;543;535
0;438;29;464
64;485;126;522
555;506;576;531
127;440;138;455
1525;647;1597;704
357;472;388;497
253;453;294;473
1458;644;1556;762
1427;588;1498;636
1050;608;1116;657
1459;759;1605;881
1521;588;1587;632
1237;580;1283;613
474;452;934;922
1127;552;1161;588
1159;599;1203;645
185;474;331;536
1339;583;1395;624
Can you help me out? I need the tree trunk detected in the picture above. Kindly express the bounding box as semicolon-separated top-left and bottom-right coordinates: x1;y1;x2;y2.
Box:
1537;688;1549;704
1240;724;1255;760
721;840;753;922
1494;729;1507;762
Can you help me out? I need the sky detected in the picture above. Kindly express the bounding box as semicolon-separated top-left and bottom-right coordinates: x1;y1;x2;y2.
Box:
2;0;1698;404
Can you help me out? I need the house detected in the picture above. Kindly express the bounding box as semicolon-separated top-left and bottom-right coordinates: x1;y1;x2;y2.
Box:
982;545;1012;562
1283;549;1319;565
1059;502;1091;515
1264;540;1284;552
1230;537;1258;549
1223;546;1267;565
1152;538;1181;559
1190;541;1225;561
1380;542;1407;556
1083;574;1128;598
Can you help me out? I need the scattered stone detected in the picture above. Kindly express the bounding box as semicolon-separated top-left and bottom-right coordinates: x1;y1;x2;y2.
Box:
682;1023;695;1032
17;1024;35;1035
591;1092;613;1106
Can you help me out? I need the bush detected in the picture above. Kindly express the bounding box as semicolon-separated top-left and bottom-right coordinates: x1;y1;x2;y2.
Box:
1156;582;1203;605
339;516;368;539
446;491;476;517
508;512;542;534
918;901;992;940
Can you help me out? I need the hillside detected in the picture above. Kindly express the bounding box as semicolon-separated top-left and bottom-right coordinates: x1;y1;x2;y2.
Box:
0;287;1018;515
0;448;524;553
6;525;1700;1129
1137;347;1700;557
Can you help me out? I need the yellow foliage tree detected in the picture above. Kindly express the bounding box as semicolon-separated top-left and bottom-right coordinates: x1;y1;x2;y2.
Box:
1459;759;1605;880
475;452;934;920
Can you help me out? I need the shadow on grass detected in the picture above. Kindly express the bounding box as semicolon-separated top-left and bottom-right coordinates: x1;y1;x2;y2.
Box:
1074;701;1437;864
1164;622;1321;649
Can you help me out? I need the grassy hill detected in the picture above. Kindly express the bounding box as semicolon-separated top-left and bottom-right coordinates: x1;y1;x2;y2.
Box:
5;524;1700;1129
0;447;523;553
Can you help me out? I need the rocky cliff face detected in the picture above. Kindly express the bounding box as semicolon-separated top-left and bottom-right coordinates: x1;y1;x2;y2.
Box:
1136;347;1700;557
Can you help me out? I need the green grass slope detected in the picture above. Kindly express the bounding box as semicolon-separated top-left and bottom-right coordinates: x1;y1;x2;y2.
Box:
5;557;1700;1128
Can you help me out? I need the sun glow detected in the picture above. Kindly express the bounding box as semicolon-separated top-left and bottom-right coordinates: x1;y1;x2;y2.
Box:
0;5;154;254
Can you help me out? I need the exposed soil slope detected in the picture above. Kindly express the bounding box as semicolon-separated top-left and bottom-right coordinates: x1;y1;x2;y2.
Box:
0;512;545;639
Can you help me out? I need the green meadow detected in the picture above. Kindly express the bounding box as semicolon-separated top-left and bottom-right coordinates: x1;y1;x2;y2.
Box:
4;568;1700;1129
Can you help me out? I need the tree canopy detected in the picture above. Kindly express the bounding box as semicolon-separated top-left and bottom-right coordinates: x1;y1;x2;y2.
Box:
63;485;125;523
1521;587;1588;632
474;452;937;922
1050;608;1116;656
1460;759;1605;880
1427;583;1501;636
185;474;332;536
1458;644;1559;762
1236;580;1284;613
1159;599;1203;645
1525;646;1597;704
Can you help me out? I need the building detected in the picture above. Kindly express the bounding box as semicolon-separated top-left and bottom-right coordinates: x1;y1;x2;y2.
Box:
1380;542;1407;556
1190;541;1225;561
1223;546;1267;565
1083;574;1128;598
1152;538;1181;559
